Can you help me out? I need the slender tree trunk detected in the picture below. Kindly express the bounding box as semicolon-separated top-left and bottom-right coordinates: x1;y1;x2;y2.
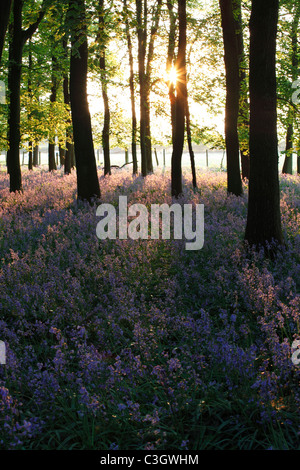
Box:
7;0;45;192
7;0;23;191
282;4;300;175
233;0;250;180
124;0;138;174
171;0;186;198
219;0;243;196
186;98;197;188
136;0;147;176
282;111;293;174
62;38;73;175
98;0;111;176
33;145;39;166
166;0;176;143
69;0;100;202
49;55;57;171
0;0;12;64
245;0;283;252
27;41;33;171
28;142;33;170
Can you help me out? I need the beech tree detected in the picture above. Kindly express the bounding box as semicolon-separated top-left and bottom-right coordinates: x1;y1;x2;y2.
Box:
245;0;283;252
219;0;242;196
282;2;300;175
171;0;186;198
98;0;111;176
68;0;101;202
136;0;162;176
7;0;46;192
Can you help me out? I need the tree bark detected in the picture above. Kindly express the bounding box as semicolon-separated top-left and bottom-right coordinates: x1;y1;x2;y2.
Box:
233;0;250;180
245;0;283;252
49;55;58;172
7;0;45;192
171;0;186;198
69;0;100;202
98;0;111;176
124;0;138;174
62;37;73;175
219;0;243;196
282;4;300;175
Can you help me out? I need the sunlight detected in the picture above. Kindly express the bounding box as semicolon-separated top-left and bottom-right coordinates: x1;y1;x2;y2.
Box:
165;66;178;86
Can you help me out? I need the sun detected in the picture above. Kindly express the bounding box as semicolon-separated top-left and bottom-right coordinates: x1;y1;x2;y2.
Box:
165;66;178;86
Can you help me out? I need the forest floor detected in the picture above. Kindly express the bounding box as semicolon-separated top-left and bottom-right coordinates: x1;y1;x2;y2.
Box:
0;167;299;450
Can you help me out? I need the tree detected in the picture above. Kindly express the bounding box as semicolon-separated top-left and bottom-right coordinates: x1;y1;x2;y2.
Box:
98;0;111;176
48;53;58;171
233;0;250;180
219;0;243;196
7;0;46;192
282;2;300;175
171;0;186;198
136;0;162;176
123;0;138;175
69;0;101;202
245;0;283;252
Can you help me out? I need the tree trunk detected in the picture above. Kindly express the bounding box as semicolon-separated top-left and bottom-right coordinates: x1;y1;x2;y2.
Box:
282;112;293;175
124;0;138;174
62;38;73;175
136;0;148;176
166;0;176;144
49;55;57;171
186;98;197;188
219;0;243;196
69;0;100;202
7;0;45;192
33;145;39;166
0;0;12;64
282;4;300;175
28;142;33;170
7;0;23;191
98;0;111;176
233;0;250;180
171;0;186;198
245;0;283;252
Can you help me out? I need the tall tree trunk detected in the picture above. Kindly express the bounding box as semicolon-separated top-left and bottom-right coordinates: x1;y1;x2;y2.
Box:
27;40;33;171
33;145;39;166
233;0;250;180
136;0;148;176
171;0;186;198
28;142;33;170
62;37;73;175
219;0;243;196
282;3;300;175
245;0;283;252
282;111;293;174
166;0;176;144
69;0;100;202
48;55;57;171
0;0;12;64
7;0;45;192
98;0;111;176
186;98;197;188
124;0;138;174
144;0;162;174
